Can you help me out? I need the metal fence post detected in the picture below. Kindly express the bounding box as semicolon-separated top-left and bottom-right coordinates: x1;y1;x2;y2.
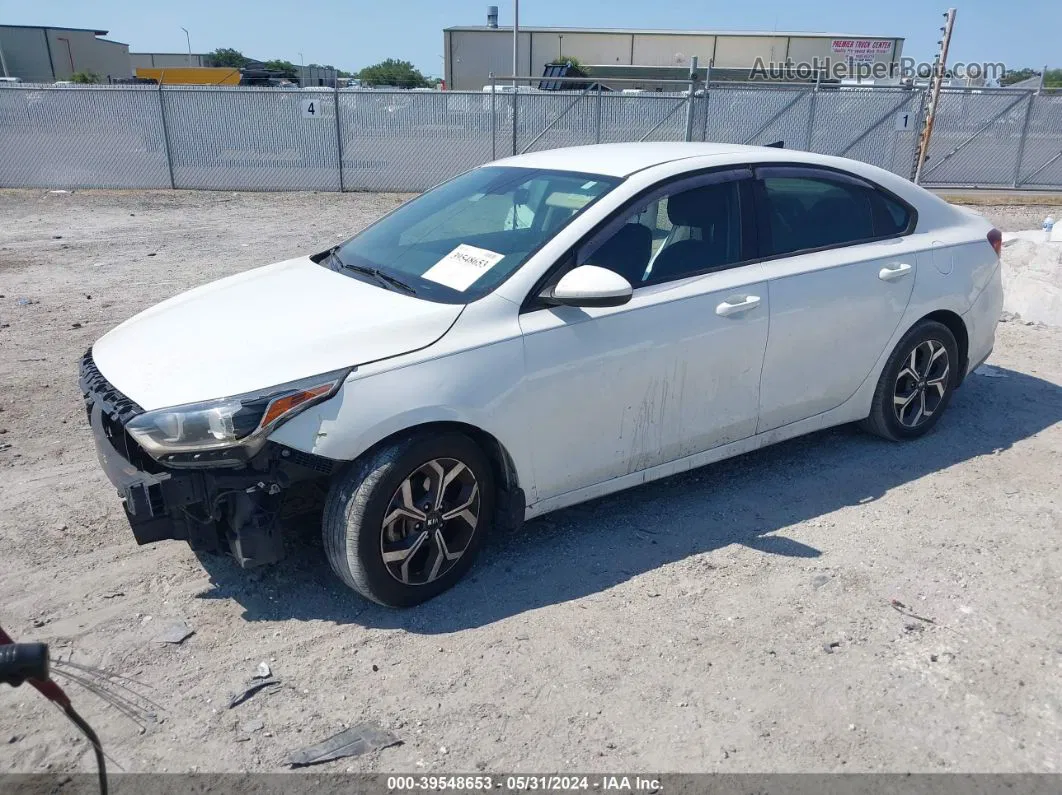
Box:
908;88;931;182
333;79;345;191
684;56;698;142
1011;91;1036;188
804;70;821;152
157;84;176;189
490;73;497;160
595;83;602;143
701;59;713;142
511;88;518;156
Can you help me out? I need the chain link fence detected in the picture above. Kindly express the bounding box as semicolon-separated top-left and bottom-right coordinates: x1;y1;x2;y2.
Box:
1;83;1060;192
0;84;170;189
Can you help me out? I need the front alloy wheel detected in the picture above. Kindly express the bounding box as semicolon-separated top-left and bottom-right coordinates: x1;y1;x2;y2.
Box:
323;432;494;607
381;458;480;586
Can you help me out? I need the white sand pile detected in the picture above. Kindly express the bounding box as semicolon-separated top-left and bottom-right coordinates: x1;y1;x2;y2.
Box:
1000;232;1062;326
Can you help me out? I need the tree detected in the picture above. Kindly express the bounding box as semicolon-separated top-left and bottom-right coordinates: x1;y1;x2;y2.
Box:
357;58;431;88
999;67;1062;88
204;48;250;68
70;71;101;84
263;59;299;78
548;56;589;76
1000;67;1038;86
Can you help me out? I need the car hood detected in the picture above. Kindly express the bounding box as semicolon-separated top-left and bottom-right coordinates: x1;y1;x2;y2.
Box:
91;256;462;410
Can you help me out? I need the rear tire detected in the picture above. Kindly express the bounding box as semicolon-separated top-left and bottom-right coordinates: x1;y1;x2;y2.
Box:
322;432;494;607
861;320;959;441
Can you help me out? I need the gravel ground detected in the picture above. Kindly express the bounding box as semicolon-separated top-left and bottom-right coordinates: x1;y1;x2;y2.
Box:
944;203;1061;234
1;189;1060;776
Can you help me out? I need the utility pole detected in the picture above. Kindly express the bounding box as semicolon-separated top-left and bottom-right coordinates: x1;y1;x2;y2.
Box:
180;27;192;66
914;8;956;184
298;52;304;87
512;0;520;88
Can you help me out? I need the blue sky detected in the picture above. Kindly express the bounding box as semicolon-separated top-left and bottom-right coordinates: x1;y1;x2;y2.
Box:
0;0;1050;76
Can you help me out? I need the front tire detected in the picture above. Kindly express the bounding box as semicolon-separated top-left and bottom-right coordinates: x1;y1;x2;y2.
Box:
322;432;494;607
862;320;959;441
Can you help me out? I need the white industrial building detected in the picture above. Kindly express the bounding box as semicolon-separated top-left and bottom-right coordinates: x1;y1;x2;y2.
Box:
0;24;131;82
444;12;904;90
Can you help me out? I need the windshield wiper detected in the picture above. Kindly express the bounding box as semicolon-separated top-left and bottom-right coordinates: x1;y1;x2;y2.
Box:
367;269;418;296
328;248;417;296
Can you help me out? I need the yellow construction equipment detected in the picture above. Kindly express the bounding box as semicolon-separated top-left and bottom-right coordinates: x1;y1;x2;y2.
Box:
135;67;241;85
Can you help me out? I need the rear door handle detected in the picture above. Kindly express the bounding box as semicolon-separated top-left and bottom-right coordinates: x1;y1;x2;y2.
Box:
715;295;761;317
879;263;912;281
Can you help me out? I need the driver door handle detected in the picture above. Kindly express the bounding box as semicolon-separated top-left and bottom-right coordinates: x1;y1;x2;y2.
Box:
879;263;912;281
715;295;761;317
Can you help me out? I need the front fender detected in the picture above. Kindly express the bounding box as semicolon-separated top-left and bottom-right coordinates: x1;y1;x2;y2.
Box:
267;336;535;500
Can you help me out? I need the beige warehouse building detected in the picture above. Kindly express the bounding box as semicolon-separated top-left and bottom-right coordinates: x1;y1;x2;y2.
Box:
444;21;905;90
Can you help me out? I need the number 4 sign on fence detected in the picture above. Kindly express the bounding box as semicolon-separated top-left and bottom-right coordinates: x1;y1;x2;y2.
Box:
301;98;328;118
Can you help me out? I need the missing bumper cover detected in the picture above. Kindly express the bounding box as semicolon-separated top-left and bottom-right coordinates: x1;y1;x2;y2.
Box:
84;377;332;569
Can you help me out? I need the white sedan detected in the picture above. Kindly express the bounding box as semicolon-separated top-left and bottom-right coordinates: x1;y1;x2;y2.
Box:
81;143;1004;606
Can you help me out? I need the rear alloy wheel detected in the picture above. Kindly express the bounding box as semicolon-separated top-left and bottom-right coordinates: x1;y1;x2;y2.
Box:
862;320;959;441
892;339;950;430
323;432;494;607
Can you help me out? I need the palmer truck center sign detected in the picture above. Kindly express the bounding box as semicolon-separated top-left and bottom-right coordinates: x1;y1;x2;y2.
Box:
830;39;894;62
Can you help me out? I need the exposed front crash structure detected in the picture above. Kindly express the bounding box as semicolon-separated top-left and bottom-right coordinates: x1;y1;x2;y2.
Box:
80;350;335;568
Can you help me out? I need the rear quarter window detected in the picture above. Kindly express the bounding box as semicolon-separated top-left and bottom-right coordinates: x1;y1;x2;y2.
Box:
872;192;914;236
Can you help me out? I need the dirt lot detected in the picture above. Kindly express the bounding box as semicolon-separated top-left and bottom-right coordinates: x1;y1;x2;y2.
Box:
1;189;1060;776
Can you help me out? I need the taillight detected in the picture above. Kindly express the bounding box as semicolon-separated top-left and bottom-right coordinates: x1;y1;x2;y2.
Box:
987;228;1002;257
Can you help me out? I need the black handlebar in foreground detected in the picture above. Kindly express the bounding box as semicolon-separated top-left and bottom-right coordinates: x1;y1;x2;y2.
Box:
0;642;50;687
0;633;108;795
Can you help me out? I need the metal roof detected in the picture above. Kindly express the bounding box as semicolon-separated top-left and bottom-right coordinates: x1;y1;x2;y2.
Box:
0;23;110;35
445;26;903;39
129;51;209;56
1004;76;1042;90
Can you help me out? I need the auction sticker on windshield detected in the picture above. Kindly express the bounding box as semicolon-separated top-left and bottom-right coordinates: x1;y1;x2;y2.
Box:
422;244;506;291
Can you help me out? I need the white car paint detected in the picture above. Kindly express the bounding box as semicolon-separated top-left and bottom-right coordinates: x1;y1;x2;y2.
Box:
94;142;1002;518
517;262;769;498
91;256;463;409
755;237;917;432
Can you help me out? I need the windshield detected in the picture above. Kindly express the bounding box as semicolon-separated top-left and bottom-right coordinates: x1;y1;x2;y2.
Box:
326;166;621;302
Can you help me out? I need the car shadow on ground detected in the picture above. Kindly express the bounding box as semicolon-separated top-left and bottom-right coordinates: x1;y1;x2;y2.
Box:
195;366;1062;632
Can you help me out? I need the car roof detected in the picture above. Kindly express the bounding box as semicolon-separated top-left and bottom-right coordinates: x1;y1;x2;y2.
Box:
493;142;780;177
490;142;960;232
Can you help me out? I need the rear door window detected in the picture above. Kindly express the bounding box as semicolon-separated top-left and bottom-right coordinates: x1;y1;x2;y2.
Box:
756;167;913;257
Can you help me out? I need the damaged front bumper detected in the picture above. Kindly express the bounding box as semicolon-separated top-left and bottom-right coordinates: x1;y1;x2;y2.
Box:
80;350;335;568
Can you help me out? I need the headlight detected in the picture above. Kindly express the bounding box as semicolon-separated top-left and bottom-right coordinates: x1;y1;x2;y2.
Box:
125;369;349;467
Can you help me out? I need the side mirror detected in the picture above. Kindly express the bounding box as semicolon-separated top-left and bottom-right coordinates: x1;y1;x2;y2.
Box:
541;265;633;308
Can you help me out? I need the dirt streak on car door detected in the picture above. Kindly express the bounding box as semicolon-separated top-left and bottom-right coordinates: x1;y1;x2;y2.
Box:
516;266;770;503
